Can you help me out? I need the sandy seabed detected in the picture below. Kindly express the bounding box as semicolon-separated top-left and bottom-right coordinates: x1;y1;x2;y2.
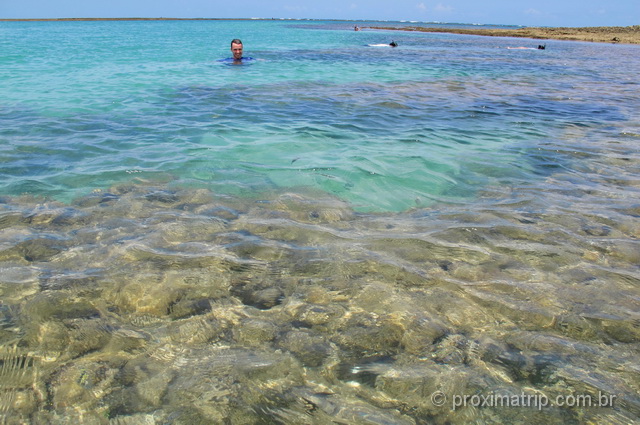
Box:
369;25;640;45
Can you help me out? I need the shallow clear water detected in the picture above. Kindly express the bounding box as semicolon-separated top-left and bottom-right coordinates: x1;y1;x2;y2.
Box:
0;20;639;424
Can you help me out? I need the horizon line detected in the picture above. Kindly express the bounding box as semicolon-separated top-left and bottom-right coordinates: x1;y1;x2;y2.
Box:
1;18;636;29
0;17;516;26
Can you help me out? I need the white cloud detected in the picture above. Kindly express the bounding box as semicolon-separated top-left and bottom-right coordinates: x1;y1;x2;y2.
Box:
283;5;307;12
434;3;453;13
417;2;427;12
525;8;542;16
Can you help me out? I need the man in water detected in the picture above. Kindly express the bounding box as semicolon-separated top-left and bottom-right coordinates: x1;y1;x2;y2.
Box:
231;39;244;62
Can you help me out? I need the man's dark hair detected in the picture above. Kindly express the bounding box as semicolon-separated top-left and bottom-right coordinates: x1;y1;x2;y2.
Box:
231;39;243;47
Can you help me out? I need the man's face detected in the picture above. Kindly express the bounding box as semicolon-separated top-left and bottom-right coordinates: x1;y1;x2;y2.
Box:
231;43;243;60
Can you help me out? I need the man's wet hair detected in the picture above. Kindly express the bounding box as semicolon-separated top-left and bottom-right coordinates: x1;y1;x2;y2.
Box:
231;39;243;47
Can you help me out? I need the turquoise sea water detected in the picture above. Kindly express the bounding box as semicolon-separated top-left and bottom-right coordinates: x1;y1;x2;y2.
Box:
0;20;639;424
3;19;635;211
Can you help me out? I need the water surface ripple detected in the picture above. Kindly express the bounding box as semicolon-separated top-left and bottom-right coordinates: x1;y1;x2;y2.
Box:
0;20;638;424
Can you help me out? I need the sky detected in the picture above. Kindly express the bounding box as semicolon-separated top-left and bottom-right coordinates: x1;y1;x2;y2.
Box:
1;0;638;27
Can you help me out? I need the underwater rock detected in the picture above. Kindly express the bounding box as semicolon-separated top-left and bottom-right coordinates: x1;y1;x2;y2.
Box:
0;266;40;306
51;359;119;412
270;192;354;224
431;334;470;365
0;211;29;229
108;413;157;425
374;363;443;411
0;204;89;228
168;298;212;320
616;215;640;238
482;340;564;386
333;312;405;358
401;317;448;356
162;347;304;422
0;300;17;332
22;290;100;322
278;330;332;367
336;355;394;388
282;386;417;425
107;328;149;354
160;407;227;425
144;190;180;205
601;318;639;343
2;388;38;417
167;316;224;345
375;360;500;421
65;319;115;358
32;320;70;354
196;205;240;221
233;319;279;346
49;207;92;227
145;216;228;244
233;286;284;310
549;314;600;341
135;369;175;408
349;283;400;314
581;224;612;237
447;261;490;282
606;241;640;263
74;192;120;208
293;303;346;328
8;237;67;262
110;280;184;316
218;234;288;262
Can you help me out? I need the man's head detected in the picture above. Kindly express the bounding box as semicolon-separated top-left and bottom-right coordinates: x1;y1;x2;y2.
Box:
230;39;243;60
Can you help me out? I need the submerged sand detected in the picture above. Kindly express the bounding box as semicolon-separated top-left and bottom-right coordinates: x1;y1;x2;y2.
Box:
369;25;640;45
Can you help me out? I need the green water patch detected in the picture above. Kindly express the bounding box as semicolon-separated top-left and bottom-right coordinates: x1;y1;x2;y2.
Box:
3;78;549;211
2;72;632;214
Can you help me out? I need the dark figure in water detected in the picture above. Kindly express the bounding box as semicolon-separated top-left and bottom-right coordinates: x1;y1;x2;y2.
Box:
537;44;546;50
390;41;398;47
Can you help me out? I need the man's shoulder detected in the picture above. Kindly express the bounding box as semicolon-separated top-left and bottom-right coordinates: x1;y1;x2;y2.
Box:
219;57;255;63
